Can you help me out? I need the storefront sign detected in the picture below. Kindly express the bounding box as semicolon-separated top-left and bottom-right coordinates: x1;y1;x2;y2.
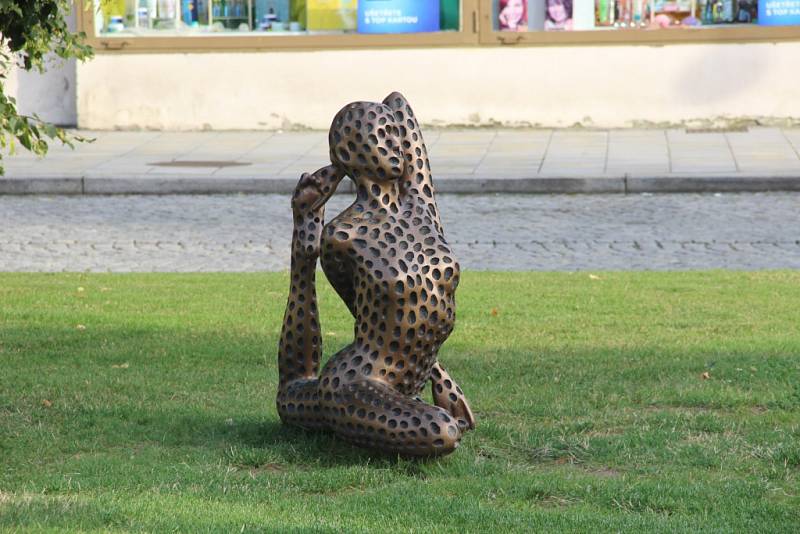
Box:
358;0;441;34
759;0;800;25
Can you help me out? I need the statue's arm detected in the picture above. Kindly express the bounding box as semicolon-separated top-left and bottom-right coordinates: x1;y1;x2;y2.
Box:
277;167;343;385
431;362;476;430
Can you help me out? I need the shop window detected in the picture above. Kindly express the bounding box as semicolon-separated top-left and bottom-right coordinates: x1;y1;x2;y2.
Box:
94;0;463;36
492;0;799;32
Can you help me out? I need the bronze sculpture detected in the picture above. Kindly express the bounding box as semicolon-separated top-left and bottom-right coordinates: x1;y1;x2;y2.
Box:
276;92;475;456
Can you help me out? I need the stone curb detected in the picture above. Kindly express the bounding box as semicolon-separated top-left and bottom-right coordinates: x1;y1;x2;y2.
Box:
0;177;83;194
2;174;800;195
625;175;800;193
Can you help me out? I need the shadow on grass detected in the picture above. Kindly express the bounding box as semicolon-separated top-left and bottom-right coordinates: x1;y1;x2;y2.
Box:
175;413;439;471
9;320;798;477
2;321;454;478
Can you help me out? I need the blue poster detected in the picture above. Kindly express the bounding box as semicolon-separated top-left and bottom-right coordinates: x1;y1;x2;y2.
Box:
358;0;441;34
759;0;800;25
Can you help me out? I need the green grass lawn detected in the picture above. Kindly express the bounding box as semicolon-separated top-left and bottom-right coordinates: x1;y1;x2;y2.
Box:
1;271;799;532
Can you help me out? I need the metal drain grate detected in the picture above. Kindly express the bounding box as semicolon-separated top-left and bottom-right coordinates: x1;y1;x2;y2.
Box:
149;160;252;168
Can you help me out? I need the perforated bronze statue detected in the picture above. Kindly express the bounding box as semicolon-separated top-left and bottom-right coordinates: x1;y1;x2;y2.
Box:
276;92;475;456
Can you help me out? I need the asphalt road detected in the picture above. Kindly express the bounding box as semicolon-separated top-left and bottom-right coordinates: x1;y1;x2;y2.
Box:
0;193;798;272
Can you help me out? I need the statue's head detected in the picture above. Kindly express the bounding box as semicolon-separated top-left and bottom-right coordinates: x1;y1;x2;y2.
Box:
329;101;404;184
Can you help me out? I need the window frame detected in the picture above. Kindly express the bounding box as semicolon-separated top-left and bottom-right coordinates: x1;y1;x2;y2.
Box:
77;0;482;52
77;0;800;52
477;0;800;46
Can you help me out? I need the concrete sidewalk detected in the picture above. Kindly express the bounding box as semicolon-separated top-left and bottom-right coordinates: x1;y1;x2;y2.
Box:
3;127;800;195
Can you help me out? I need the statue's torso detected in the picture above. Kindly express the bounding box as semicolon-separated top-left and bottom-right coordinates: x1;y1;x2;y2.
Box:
320;199;459;395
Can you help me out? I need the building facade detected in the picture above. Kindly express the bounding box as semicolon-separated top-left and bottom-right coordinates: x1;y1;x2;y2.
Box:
14;0;800;129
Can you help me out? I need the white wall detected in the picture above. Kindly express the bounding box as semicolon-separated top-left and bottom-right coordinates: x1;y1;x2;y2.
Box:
76;42;800;130
8;10;77;126
13;57;77;126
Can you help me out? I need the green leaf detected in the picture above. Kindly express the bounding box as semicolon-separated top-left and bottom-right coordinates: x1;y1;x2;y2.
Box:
0;0;94;174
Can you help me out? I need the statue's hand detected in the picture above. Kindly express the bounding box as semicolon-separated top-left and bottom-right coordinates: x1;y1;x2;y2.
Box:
292;165;344;216
291;166;344;259
431;363;476;431
291;173;326;259
292;173;324;217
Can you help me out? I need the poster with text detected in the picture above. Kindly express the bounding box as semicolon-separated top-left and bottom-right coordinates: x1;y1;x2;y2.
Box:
759;0;800;25
358;0;441;34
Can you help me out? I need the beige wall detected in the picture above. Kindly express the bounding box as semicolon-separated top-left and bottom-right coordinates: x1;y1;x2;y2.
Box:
77;42;800;130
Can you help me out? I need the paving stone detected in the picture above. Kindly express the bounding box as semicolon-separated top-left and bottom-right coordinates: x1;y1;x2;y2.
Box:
4;128;800;194
0;193;798;272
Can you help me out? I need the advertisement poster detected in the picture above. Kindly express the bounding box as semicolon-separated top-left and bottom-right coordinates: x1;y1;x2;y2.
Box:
759;0;800;25
307;0;357;30
358;0;441;34
498;0;528;31
544;0;573;30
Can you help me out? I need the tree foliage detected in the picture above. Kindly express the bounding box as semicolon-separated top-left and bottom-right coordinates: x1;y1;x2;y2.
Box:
0;0;93;174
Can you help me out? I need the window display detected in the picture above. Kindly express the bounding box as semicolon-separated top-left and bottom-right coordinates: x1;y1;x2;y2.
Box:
94;0;461;35
494;0;800;30
89;0;800;42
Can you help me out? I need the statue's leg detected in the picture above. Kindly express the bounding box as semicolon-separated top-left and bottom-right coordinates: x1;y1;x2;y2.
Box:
319;378;464;456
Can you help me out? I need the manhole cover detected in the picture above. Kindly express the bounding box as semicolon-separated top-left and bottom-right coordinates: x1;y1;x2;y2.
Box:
149;160;252;168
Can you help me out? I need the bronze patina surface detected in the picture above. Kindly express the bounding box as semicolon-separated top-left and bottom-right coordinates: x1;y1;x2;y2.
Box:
276;92;475;456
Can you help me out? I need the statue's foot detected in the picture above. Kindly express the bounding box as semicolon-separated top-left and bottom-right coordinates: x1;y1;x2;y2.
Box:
276;378;327;430
431;363;476;431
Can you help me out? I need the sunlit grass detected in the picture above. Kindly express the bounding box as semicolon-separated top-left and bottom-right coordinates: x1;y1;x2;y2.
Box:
1;272;799;532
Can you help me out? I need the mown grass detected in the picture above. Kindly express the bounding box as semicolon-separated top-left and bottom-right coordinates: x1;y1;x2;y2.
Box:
1;271;799;532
